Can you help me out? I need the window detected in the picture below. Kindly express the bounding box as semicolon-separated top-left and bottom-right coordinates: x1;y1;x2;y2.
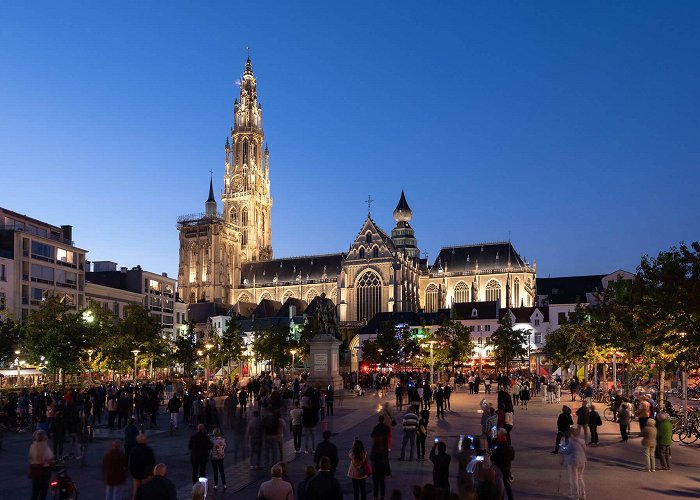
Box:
513;278;520;307
485;280;501;303
471;308;478;318
359;248;365;259
485;324;491;332
424;283;438;313
469;325;475;332
31;241;53;261
31;264;54;284
453;281;469;304
477;337;482;345
56;248;75;265
535;332;542;344
485;336;491;344
55;270;77;287
372;247;379;259
356;271;382;321
31;287;46;302
0;263;6;281
534;319;540;326
365;232;372;244
558;312;567;323
0;292;6;311
477;325;482;332
113;302;119;316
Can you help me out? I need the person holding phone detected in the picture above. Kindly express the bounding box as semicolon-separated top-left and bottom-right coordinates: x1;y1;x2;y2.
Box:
429;440;451;497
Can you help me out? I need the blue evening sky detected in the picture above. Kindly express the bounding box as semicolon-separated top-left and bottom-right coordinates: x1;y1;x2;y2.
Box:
2;1;698;279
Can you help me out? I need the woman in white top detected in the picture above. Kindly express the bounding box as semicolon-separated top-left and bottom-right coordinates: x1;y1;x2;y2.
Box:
28;429;55;500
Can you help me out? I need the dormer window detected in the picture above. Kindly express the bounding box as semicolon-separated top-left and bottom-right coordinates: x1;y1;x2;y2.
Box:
373;247;379;259
359;248;365;259
366;232;372;244
471;308;478;318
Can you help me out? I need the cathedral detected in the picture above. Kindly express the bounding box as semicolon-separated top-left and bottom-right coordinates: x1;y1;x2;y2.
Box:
177;57;537;340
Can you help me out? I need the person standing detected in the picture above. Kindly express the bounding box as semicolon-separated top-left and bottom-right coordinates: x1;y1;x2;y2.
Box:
656;412;672;470
370;415;390;500
238;387;248;418
210;428;227;490
302;397;319;453
429;440;451;498
315;430;339;476
188;424;213;484
28;430;54;500
129;433;156;500
491;429;515;500
258;464;293;500
347;438;370;500
306;456;342;500
588;404;602;445
326;385;335;417
636;396;651;436
224;391;238;429
575;402;590;445
552;406;573;454
641;418;657;472
444;384;452;411
416;413;428;461
512;381;521;407
395;383;403;411
618;402;631;442
167;394;181;430
246;410;263;470
134;463;178;500
399;405;419;461
107;396;119;430
102;440;127;500
520;382;530;410
561;428;586;500
434;384;445;420
290;401;304;454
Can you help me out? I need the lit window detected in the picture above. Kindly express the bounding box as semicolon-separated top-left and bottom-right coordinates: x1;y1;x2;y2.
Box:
425;284;438;313
453;281;469;304
485;280;501;303
356;271;382;321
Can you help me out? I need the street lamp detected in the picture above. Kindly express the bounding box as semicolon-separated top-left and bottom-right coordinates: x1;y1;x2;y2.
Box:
205;342;214;384
679;332;688;426
289;349;297;378
131;349;140;382
422;341;437;385
14;349;21;387
86;349;95;381
352;346;360;387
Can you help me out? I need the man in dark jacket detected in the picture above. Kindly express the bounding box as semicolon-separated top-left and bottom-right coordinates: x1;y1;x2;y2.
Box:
129;433;156;500
552;405;574;453
314;430;339;475
188;424;213;484
124;418;139;460
429;441;451;497
135;463;177;500
492;429;515;500
306;456;342;499
167;395;181;430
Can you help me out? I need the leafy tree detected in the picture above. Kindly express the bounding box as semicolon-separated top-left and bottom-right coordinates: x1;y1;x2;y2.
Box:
218;317;245;364
431;319;472;371
24;297;91;383
488;312;527;371
361;321;419;367
0;317;23;366
101;304;165;374
171;320;202;375
251;321;294;373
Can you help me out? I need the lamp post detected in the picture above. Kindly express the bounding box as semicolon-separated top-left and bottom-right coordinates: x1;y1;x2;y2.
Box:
289;349;297;379
423;341;436;385
205;343;214;383
86;349;94;380
679;332;688;426
131;349;140;382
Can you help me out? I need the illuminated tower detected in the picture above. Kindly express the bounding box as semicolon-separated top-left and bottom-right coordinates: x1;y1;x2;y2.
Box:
222;56;273;262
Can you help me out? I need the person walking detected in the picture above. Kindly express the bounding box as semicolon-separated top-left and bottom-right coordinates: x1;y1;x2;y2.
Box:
394;383;403;411
399;405;419;461
618;402;631;442
224;391;238;429
347;438;370;500
210;428;227;490
560;428;587;500
102;440;127;500
238;387;248;418
128;433;156;500
28;430;54;500
552;406;573;454
588;404;602;445
429;440;451;498
512;381;521;407
641;418;657;472
520;382;530;410
656;412;672;470
370;415;390;500
189;424;213;484
575;402;590;445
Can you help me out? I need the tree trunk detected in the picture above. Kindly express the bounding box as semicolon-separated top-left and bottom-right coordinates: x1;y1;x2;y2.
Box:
658;366;665;408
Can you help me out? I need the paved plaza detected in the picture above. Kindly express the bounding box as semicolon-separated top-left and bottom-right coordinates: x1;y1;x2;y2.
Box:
1;389;697;499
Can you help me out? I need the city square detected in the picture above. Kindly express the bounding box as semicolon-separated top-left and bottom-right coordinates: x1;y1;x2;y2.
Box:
1;2;699;500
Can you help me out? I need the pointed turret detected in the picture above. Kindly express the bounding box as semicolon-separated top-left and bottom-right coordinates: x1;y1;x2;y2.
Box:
205;176;217;217
244;55;253;76
391;190;419;258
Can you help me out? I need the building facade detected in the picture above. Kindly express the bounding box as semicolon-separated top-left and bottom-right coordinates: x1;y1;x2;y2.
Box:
0;208;88;322
176;57;538;340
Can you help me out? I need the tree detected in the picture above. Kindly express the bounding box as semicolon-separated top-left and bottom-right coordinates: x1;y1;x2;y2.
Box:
488;312;527;371
432;319;473;371
101;305;165;374
361;321;419;367
23;297;91;383
171;320;203;375
0;317;23;366
219;317;245;364
251;321;294;373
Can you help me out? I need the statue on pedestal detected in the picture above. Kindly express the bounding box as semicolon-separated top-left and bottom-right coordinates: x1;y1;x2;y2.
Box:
315;293;338;338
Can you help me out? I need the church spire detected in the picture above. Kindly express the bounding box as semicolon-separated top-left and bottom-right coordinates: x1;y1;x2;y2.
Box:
205;175;217;217
391;190;419;259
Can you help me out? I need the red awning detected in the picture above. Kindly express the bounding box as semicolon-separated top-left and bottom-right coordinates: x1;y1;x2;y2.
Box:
538;366;549;377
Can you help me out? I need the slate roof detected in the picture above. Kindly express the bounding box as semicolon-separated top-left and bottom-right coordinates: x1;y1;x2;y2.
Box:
252;299;283;319
238;317;294;334
240;253;344;286
431;242;526;274
231;301;257;319
537;275;606;304
187;302;234;323
501;306;550;323
276;298;308;318
359;311;445;335
452;301;500;320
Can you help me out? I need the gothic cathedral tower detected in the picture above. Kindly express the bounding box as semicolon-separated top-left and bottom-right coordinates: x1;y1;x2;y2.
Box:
222;56;273;262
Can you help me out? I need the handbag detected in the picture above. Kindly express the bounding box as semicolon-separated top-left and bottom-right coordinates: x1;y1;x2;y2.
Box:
28;464;43;479
363;460;373;476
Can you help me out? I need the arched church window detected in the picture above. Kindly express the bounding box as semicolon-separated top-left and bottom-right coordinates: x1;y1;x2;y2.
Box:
260;292;272;301
485;280;501;303
243;166;248;190
238;292;250;303
373;247;379;259
425;283;439;313
513;278;520;307
241;208;248;226
189;292;196;304
305;289;319;304
359;248;365;259
356;271;382;322
243;139;249;164
282;290;294;303
242;230;248;246
366;232;372;244
454;281;469;304
230;209;238;225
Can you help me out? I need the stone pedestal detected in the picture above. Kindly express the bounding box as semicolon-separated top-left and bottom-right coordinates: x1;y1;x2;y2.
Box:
307;334;343;391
